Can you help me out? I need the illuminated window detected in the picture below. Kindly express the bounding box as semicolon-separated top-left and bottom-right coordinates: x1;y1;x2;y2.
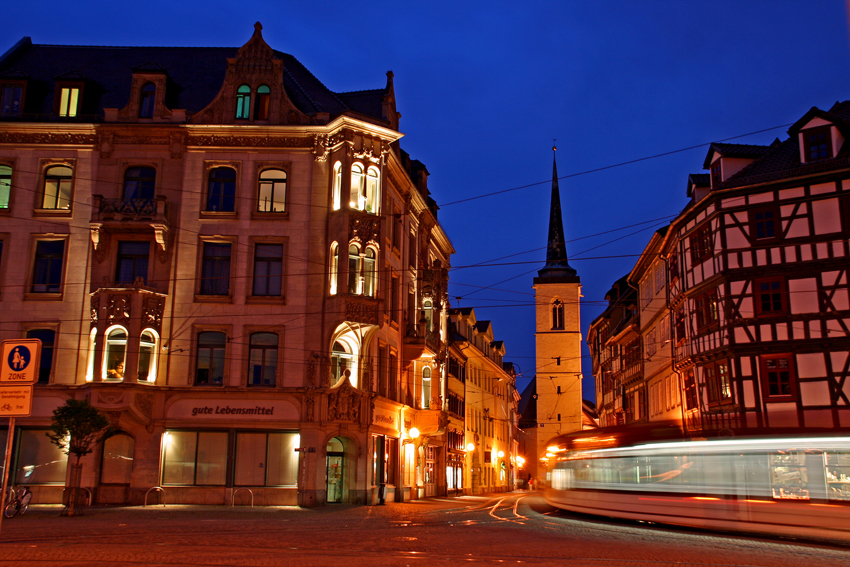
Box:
42;165;73;209
138;329;158;382
206;167;236;212
236;84;251;119
363;247;377;297
104;327;128;380
195;331;226;385
552;299;564;330
348;244;359;294
350;163;364;210
254;85;270;120
423;299;433;331
31;239;64;293
162;431;227;485
0;164;10;209
364;166;379;213
689;224;712;264
58;86;80;117
331;341;353;385
257;169;286;212
235;432;299;486
248;332;277;386
694;289;719;330
123;167;156;201
422;366;432;409
329;242;339;295
331;161;342;211
252;243;283;296
139;82;155;118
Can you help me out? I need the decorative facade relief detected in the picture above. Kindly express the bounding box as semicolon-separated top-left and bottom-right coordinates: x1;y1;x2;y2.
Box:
327;373;363;423
107;295;131;325
142;296;165;331
349;213;381;244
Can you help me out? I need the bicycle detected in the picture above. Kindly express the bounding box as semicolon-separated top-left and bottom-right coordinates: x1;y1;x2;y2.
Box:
4;486;32;518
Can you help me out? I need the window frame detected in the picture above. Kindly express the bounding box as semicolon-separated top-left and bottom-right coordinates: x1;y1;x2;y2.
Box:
551;299;565;330
55;82;84;118
115;240;151;285
245;329;282;387
196;238;235;302
194;328;230;386
0;161;12;213
689;223;713;264
235;84;251;120
0;81;26;117
248;238;286;302
36;162;75;214
754;277;787;317
201;161;239;217
24;326;58;384
759;354;798;401
26;235;69;300
253;163;290;219
254;85;270;121
103;325;129;381
694;288;719;331
803;125;832;162
748;205;781;243
161;430;229;486
139;82;156;119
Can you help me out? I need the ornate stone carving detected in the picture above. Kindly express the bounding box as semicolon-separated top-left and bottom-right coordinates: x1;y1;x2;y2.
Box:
107;295;131;325
327;372;362;423
346;298;379;326
349;213;381;244
188;135;312;148
97;392;126;406
114;135;170;145
98;132;114;158
90;297;99;325
105;411;123;429
170;132;186;159
134;393;154;419
304;389;318;422
142;296;164;331
312;134;329;162
0;132;96;146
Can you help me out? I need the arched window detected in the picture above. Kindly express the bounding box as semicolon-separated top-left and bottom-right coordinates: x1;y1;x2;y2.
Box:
350;163;365;210
207;167;236;212
423;299;433;332
139;82;155;118
101;433;134;484
348;244;360;294
257;169;286;212
123;167;156;201
196;331;226;385
552;299;564;330
329;242;339;295
236;84;251;119
331;341;354;385
364;166;379;214
248;332;278;386
42;165;73;209
138;329;158;382
254;85;270;120
86;328;98;382
331;161;342;211
104;326;128;380
363;247;377;297
422;366;432;409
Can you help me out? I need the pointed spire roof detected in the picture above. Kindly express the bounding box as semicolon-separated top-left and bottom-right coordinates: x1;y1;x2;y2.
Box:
536;146;578;280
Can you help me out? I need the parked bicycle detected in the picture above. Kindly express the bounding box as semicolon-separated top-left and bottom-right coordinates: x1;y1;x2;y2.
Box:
4;486;32;518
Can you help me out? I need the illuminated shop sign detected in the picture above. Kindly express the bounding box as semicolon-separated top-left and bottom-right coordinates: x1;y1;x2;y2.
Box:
167;398;299;421
191;405;274;417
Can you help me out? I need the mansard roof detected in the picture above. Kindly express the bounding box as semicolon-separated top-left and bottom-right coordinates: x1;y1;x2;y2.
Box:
0;33;390;124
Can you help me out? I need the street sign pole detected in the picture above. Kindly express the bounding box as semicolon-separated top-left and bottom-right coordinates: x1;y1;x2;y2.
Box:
0;417;15;535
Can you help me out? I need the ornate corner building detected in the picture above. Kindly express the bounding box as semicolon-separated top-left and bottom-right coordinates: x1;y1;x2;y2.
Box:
589;100;850;436
0;24;458;506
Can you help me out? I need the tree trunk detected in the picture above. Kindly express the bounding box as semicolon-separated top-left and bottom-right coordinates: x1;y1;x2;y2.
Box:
62;460;84;516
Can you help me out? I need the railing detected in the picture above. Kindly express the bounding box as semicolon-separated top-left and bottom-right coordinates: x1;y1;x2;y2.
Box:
144;486;166;507
230;488;254;508
91;195;169;224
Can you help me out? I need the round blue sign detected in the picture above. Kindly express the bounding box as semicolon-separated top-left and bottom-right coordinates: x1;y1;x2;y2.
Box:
8;345;31;372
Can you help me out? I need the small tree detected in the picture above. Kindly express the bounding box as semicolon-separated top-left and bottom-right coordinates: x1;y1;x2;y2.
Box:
47;399;114;516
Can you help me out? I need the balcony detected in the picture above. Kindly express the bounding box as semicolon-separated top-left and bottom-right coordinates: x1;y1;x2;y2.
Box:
90;282;167;334
404;323;441;361
90;195;170;253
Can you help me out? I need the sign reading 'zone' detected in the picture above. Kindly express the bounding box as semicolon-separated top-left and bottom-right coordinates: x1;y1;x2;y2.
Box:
1;339;42;384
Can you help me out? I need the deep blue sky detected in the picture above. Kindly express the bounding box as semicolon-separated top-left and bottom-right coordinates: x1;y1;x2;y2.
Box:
5;1;850;401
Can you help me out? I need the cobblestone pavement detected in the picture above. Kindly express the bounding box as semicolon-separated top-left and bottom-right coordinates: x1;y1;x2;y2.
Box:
0;492;849;566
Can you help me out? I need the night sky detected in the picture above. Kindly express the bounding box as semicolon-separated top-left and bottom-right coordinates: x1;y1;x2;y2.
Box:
5;1;850;401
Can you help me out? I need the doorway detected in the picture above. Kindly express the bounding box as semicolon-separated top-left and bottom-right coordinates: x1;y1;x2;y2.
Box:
326;437;344;503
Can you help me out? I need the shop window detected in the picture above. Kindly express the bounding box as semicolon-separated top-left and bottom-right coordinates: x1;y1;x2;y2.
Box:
749;207;780;241
139;82;155;118
331;161;342;211
101;433;134;484
31;239;65;293
0;165;11;209
804;126;831;161
195;331;226;385
252;243;283;297
115;241;150;284
1;83;23;116
363;247;377;297
104;326;128;380
162;430;228;485
138;329;158;382
15;429;67;484
200;242;231;295
248;332;277;386
257;169;286;212
755;277;786;316
123;167;156;201
422;366;432;409
761;354;797;399
690;224;712;264
25;328;54;383
235;84;251;119
57;86;80;117
41;165;73;210
206;167;236;212
329;242;339;295
234;432;299;486
348;244;359;294
331;341;353;385
254;85;270;120
552;299;564;330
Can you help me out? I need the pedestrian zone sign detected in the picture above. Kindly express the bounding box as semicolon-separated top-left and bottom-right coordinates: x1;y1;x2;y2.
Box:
1;339;42;384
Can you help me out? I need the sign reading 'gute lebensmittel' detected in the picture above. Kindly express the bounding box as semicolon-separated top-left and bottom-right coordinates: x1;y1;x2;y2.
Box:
1;339;42;384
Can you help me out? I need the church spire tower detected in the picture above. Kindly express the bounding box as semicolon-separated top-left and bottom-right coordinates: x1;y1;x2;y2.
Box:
528;145;583;481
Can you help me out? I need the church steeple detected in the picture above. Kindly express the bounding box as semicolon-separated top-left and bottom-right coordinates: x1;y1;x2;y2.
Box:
538;146;577;279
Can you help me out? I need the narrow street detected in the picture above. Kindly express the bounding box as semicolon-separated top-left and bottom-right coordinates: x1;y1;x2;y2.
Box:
1;493;848;566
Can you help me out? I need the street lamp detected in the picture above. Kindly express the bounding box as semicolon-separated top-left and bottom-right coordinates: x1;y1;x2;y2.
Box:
409;427;420;440
466;442;475;452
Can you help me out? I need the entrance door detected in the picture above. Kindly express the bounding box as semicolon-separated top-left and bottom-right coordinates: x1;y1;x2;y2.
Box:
424;446;438;497
326;437;344;503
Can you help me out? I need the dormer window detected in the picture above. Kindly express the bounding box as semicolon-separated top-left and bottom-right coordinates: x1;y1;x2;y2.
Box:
1;82;24;116
804;126;831;161
139;82;155;118
710;160;722;188
56;84;82;117
254;85;270;120
236;85;251;119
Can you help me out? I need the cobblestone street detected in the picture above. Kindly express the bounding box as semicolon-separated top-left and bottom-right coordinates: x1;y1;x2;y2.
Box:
1;493;848;566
